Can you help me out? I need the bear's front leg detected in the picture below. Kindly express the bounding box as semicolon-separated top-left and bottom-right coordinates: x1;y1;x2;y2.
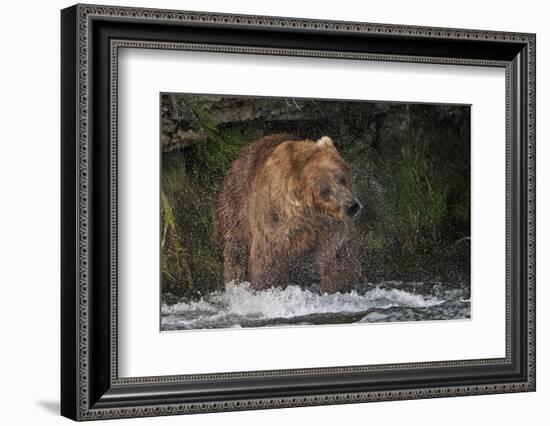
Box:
319;238;362;294
222;238;249;285
249;238;289;290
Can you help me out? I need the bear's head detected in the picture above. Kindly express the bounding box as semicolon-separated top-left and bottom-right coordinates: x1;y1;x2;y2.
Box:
285;136;362;222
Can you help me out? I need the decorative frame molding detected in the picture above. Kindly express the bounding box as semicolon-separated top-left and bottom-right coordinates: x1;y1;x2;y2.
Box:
61;4;535;421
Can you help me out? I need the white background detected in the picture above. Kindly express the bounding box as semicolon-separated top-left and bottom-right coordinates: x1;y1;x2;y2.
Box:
0;0;547;425
119;50;506;377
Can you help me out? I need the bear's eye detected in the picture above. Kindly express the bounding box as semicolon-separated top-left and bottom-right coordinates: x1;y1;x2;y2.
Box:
319;184;331;198
339;175;347;186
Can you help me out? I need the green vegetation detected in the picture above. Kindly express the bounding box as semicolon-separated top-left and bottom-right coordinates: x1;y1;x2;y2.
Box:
179;95;253;179
161;97;261;298
161;192;192;288
388;141;447;254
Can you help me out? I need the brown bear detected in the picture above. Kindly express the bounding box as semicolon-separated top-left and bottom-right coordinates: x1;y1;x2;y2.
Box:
217;134;362;294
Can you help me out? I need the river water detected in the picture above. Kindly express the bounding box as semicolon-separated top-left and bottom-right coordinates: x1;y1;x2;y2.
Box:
161;280;470;331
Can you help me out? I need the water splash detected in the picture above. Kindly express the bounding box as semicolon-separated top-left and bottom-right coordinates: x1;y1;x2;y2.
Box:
161;281;468;331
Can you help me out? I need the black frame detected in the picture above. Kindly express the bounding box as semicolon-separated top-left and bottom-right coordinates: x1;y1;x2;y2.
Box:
61;4;536;421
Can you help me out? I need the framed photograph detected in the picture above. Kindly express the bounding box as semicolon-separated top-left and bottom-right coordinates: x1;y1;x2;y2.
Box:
61;4;536;421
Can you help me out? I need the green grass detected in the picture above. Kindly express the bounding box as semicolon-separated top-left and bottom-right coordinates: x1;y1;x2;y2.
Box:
161;191;193;288
161;99;261;298
388;141;447;254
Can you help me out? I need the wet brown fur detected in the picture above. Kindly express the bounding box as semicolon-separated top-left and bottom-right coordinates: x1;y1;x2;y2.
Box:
217;134;361;293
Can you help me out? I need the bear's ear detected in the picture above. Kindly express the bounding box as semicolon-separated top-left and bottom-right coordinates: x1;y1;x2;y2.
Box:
317;136;334;148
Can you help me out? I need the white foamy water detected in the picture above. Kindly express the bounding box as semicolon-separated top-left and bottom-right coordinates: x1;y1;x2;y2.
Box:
161;281;450;331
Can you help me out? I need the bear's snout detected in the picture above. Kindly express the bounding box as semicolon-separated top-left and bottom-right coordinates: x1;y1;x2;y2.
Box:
345;199;362;219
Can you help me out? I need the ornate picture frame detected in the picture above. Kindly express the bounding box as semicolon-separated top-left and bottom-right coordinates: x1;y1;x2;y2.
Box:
61;4;535;421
